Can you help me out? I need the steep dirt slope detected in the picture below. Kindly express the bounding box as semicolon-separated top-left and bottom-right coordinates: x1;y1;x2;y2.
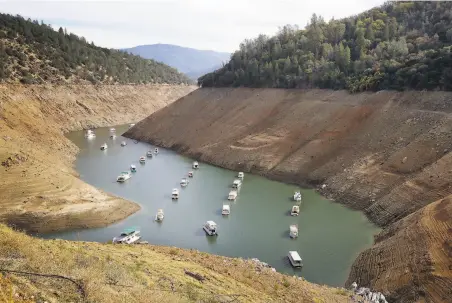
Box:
125;87;452;301
0;84;195;233
0;225;349;303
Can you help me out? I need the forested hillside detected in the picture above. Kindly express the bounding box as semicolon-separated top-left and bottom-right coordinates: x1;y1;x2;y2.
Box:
199;1;452;92
0;13;191;84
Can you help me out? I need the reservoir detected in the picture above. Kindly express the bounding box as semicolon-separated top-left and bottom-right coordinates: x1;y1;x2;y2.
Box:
42;124;380;287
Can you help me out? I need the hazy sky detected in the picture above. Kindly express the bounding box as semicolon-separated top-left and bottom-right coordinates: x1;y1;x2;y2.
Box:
2;0;385;53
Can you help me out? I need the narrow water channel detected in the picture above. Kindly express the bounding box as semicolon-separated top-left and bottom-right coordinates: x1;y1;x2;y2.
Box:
42;124;380;287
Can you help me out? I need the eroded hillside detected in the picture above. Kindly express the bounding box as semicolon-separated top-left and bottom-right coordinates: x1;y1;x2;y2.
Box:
125;87;452;302
0;84;195;232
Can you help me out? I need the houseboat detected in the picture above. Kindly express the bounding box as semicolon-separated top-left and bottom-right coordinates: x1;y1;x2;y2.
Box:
192;161;199;169
171;188;179;200
289;224;299;238
109;128;116;132
85;130;96;139
291;205;300;216
113;229;141;244
147;151;153;157
121;141;127;146
100;143;108;150
228;190;238;201
203;221;218;236
237;172;245;180
117;171;131;182
287;251;303;268
110;134;117;140
139;156;146;163
188;171;194;178
222;204;230;215
154;148;159;154
130;165;137;172
129;123;135;128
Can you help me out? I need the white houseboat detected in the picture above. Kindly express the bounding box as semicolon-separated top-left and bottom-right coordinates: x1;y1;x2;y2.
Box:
154;148;159;154
188;171;194;178
287;251;303;268
228;190;238;201
155;209;164;222
289;224;299;238
129;123;135;128
85;130;96;139
237;172;245;180
232;179;242;190
109;128;116;132
146;151;153;157
121;141;127;146
130;165;137;172
171;188;179;200
100;143;108;150
110;134;117;140
293;191;302;202
291;205;300;216
180;178;189;187
192;161;199;169
222;204;230;215
113;229;141;244
139;156;146;163
117;171;131;182
203;221;218;236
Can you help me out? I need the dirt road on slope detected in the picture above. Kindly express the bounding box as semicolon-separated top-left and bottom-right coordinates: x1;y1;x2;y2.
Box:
125;87;452;302
0;84;195;233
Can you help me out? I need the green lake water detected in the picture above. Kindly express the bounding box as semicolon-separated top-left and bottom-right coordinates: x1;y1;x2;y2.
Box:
41;124;380;287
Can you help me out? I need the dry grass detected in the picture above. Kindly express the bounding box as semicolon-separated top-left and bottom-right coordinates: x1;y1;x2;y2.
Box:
0;225;348;303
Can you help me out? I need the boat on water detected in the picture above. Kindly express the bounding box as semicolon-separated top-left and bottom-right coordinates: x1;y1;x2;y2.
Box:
228;190;238;201
289;224;299;238
180;178;189;187
154;148;159;154
291;205;300;216
139;156;146;163
288;251;303;268
100;143;108;150
203;221;218;236
192;161;199;169
222;204;230;215
232;179;242;189
130;165;137;172
237;172;245;180
109;128;116;132
129;123;135;128
121;141;127;146
293;191;302;202
110;134;117;140
112;229;141;244
188;171;194;178
171;188;179;200
155;209;164;222
146;151;153;158
85;129;96;139
117;171;131;182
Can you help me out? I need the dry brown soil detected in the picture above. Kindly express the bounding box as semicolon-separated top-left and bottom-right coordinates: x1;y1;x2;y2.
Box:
125;87;452;302
0;84;195;233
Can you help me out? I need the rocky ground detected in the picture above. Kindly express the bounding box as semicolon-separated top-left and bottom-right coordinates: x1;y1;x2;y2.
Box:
125;87;452;302
0;84;195;232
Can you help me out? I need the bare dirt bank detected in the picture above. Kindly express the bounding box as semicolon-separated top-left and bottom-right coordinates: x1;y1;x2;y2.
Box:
0;84;195;233
125;87;452;302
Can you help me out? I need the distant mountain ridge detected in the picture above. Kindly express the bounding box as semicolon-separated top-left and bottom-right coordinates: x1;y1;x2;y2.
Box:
123;44;230;80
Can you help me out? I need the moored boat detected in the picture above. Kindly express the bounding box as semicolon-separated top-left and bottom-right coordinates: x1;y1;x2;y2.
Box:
154;148;159;154
85;129;96;139
171;188;179;200
112;229;141;244
129;123;135;128
155;209;164;222
110;134;117;140
139;156;146;163
291;205;300;216
232;179;242;189
130;165;137;172
146;151;153;157
100;143;108;150
192;161;199;169
238;172;245;180
180;178;189;187
203;221;218;236
289;224;299;238
109;127;116;132
121;141;127;146
293;191;302;202
188;171;194;178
